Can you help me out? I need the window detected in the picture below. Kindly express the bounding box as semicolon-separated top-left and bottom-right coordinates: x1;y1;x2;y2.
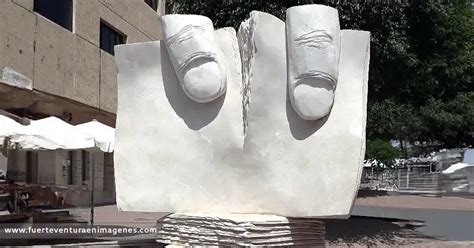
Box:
144;0;158;11
34;0;73;31
100;21;126;55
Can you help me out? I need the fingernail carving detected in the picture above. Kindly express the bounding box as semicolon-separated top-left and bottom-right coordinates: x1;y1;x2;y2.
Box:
286;5;341;120
161;15;227;103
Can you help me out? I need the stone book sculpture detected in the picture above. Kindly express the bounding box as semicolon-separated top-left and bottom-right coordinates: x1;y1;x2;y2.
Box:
114;4;370;218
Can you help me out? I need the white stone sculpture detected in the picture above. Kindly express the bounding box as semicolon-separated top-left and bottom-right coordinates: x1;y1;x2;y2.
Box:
161;15;227;103
286;5;341;120
114;5;370;218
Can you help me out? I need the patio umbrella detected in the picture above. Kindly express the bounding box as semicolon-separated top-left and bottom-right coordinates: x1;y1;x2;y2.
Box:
73;119;115;225
0;114;26;144
8;116;95;151
2;115;114;224
74;120;115;153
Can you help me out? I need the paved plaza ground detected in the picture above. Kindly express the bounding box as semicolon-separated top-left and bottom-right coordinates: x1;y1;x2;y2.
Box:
355;192;474;211
69;193;474;222
64;193;474;247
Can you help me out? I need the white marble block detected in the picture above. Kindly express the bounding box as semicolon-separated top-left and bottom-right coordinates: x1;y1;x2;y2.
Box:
114;9;370;217
237;11;370;217
114;28;244;212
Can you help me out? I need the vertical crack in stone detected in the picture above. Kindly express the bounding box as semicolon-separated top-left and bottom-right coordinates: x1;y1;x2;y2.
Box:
237;11;259;140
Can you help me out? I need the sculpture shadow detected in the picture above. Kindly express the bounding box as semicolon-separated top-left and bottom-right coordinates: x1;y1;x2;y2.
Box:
324;216;433;247
285;86;330;140
160;43;225;131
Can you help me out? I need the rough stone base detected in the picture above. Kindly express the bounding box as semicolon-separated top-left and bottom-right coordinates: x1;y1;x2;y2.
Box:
156;213;325;246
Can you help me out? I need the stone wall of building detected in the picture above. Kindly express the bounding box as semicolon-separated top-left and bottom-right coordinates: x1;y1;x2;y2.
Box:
1;0;164;206
0;0;163;114
7;150;113;206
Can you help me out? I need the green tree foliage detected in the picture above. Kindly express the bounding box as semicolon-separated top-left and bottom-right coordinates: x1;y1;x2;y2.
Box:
367;99;422;156
365;139;400;168
170;0;474;151
419;92;474;147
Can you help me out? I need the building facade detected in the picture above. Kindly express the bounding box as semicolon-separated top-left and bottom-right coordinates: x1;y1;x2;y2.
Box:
0;0;165;205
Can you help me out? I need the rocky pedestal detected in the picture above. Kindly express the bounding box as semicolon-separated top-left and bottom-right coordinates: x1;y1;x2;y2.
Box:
156;213;325;246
